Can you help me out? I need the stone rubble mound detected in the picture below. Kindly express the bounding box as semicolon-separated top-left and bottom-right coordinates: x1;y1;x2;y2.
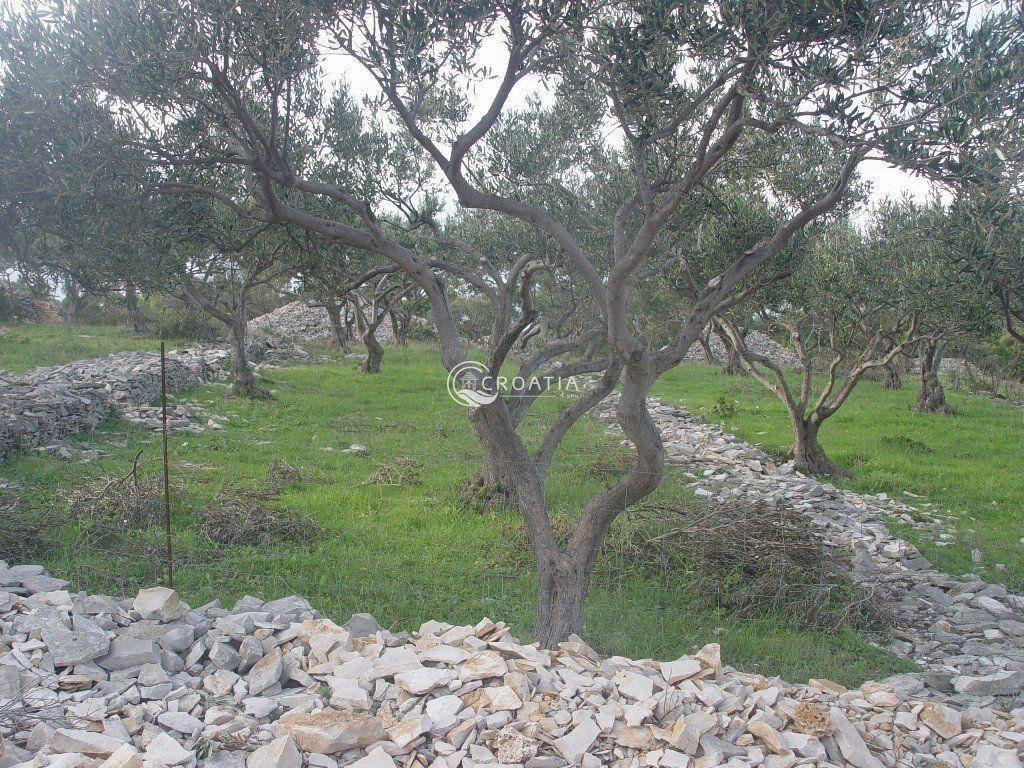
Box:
683;333;799;370
597;396;1024;713
248;304;334;346
2;565;1023;768
0;350;230;461
908;358;986;381
248;303;393;347
116;404;226;435
0;304;393;461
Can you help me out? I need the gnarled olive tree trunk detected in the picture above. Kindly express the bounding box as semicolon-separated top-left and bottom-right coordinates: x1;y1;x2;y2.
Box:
227;313;260;397
792;415;848;478
63;280;86;326
712;322;745;376
914;339;953;414
470;362;659;646
326;301;348;350
362;330;384;373
125;283;144;335
881;363;901;389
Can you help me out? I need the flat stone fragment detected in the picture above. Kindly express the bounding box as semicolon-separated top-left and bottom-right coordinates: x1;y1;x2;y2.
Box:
973;744;1023;768
275;710;386;754
328;677;371;710
134;587;183;622
918;701;962;739
426;695;464;733
394;666;451;695
144;733;194;767
98;637;159;670
0;664;21;696
387;714;430;748
615;671;655;701
554;716;601;764
42;624;110;667
246;736;300;768
246;649;284;695
156;712;203;736
660;657;701;684
47;730;126;756
418;644;470;664
98;745;143;768
348;747;397;768
460;650;508;682
954;671;1024;697
829;708;883;768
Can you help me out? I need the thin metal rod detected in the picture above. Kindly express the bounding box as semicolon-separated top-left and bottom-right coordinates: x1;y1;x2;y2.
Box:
160;342;174;589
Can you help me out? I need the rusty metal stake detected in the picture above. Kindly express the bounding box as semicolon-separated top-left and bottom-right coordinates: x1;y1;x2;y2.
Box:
160;342;174;588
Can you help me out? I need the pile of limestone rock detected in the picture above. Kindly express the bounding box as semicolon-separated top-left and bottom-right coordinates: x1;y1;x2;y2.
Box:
1;562;1022;768
115;404;226;435
247;303;393;348
0;350;230;461
683;332;799;370
248;304;335;347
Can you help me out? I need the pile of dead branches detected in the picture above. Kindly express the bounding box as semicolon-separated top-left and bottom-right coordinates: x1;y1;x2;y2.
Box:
362;456;423;487
611;499;893;631
200;462;323;547
498;497;891;632
65;452;164;544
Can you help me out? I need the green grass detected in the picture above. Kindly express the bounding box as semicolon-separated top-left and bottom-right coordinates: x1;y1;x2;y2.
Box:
1;344;911;686
0;322;191;372
655;364;1024;589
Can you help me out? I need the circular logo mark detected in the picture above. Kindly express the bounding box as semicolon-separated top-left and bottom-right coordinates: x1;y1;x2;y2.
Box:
447;360;498;408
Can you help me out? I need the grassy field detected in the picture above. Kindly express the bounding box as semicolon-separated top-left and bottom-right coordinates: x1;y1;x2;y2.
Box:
1;343;912;686
0;322;191;372
655;364;1024;590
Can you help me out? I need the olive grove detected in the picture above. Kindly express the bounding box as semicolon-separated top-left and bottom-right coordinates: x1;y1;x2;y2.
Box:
1;0;1022;645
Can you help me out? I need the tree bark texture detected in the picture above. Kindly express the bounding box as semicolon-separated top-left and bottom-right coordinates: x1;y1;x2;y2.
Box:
913;339;953;414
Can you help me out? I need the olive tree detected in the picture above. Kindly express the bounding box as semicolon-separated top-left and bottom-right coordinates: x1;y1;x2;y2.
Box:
0;41;153;325
720;216;947;476
868;198;996;414
947;181;1024;354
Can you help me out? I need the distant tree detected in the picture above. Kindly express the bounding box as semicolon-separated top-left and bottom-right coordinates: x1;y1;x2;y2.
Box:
867;198;996;414
153;195;295;397
947;182;1024;352
718;220;939;476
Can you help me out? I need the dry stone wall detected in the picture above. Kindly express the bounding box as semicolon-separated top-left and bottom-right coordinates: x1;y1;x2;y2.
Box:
597;395;1024;715
682;331;800;369
0;349;230;461
0;302;391;462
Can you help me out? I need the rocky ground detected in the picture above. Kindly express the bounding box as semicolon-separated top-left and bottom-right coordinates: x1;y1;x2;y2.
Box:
596;396;1024;716
1;566;1022;768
